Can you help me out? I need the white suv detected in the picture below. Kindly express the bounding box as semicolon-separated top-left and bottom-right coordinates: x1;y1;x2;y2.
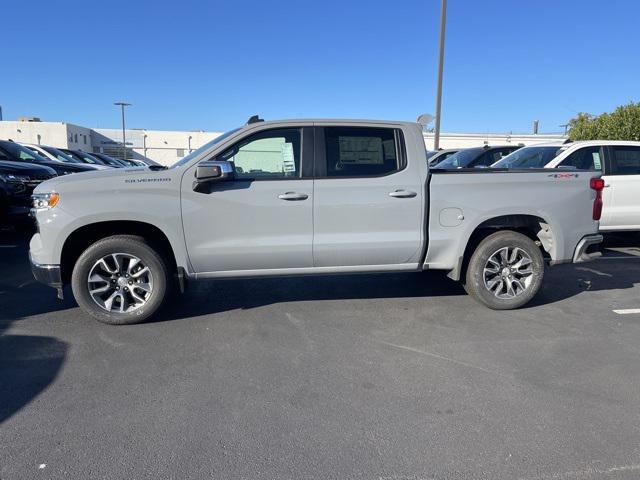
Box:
493;141;640;232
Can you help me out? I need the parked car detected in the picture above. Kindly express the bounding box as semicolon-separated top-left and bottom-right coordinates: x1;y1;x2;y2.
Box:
544;141;640;232
0;159;56;222
0;140;97;176
90;152;129;168
30;117;603;325
428;148;459;166
22;143;109;170
433;145;523;169
59;149;113;169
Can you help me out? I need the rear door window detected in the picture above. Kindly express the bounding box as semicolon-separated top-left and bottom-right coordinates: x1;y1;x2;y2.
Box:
322;127;401;177
610;146;640;175
559;147;602;170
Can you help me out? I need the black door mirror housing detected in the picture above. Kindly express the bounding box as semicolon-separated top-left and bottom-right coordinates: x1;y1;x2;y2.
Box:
193;160;234;192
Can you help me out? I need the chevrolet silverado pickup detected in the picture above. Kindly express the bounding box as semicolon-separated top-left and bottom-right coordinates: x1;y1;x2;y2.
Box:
30;118;604;324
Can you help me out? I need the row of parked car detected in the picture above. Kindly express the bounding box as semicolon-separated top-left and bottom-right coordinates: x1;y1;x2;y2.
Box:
428;140;640;232
0;140;149;223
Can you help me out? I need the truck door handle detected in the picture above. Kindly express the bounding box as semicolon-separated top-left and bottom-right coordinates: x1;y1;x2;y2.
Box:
278;192;309;201
388;189;417;198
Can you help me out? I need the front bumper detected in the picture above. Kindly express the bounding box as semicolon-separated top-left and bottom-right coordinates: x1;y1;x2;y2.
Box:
572;234;603;263
30;253;63;298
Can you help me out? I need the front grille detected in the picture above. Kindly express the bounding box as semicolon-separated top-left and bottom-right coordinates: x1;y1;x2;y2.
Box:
31;173;56;181
24;174;55;187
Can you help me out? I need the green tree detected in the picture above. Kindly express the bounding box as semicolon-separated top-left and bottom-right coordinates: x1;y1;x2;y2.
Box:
568;102;640;141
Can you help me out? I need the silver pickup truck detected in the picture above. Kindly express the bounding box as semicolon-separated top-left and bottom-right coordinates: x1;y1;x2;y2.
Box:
29;118;604;325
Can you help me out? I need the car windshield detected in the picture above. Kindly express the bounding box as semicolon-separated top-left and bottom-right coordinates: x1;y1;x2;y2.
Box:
94;153;125;166
76;151;103;164
491;146;564;169
433;148;482;169
42;146;80;163
0;141;48;163
171;128;242;168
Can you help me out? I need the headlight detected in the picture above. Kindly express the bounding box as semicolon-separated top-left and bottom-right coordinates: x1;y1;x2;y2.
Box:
0;173;31;182
32;192;60;210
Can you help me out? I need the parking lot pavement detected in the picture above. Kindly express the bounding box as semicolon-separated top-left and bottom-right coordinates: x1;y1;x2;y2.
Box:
2;229;640;480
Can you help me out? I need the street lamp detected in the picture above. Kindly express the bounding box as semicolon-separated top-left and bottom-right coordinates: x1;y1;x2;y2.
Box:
433;0;447;150
114;102;131;160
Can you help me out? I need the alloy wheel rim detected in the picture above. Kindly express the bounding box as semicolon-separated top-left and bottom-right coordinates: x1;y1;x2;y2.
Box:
483;246;534;299
87;253;153;313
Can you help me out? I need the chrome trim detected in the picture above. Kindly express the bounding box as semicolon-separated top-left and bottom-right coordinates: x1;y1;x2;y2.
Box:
572;234;603;263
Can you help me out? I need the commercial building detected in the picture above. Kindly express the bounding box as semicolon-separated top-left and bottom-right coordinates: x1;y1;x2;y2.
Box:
0;119;566;166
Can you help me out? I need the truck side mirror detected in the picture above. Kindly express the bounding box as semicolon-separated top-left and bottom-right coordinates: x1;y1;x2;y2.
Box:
193;160;234;192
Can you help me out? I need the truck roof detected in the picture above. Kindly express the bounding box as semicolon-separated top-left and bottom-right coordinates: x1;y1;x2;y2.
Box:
241;118;421;128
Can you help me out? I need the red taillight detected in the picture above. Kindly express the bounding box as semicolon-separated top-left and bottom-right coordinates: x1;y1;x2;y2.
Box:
590;177;604;221
590;178;605;191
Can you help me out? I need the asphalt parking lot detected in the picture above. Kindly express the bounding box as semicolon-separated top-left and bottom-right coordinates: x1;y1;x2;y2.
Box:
1;228;640;480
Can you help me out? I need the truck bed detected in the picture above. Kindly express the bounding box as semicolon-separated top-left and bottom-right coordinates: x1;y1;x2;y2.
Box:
426;168;601;274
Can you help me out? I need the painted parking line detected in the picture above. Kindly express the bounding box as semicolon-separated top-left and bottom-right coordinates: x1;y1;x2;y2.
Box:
613;309;640;315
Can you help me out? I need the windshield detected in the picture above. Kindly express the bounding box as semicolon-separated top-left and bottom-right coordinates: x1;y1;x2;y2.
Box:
491;146;564;169
42;146;80;163
171;128;242;168
0;141;48;163
433;148;482;169
96;154;126;166
76;151;103;164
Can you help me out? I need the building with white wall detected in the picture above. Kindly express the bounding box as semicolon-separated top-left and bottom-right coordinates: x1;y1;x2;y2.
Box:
423;131;566;150
0;119;566;166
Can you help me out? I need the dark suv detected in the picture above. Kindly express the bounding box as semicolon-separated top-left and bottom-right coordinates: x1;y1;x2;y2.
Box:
0;160;56;222
432;145;522;169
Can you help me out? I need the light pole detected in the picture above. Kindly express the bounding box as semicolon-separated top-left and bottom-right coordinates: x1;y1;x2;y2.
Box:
114;102;131;160
433;0;447;150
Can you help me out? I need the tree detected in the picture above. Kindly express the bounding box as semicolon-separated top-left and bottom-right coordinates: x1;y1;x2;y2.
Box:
568;102;640;141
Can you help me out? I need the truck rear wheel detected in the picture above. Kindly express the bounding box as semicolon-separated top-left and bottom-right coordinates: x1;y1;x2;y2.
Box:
71;235;170;325
464;231;544;310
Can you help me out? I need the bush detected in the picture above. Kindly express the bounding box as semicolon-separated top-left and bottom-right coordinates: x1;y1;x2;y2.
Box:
568;102;640;141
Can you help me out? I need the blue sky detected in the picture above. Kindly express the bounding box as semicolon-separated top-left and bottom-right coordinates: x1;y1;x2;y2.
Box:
1;0;638;133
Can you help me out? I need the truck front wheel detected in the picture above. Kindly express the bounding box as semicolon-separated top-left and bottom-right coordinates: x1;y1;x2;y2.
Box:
71;235;171;325
464;231;545;310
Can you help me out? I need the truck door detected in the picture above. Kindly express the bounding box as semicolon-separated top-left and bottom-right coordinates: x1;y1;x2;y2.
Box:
181;127;314;273
602;145;640;230
312;126;424;267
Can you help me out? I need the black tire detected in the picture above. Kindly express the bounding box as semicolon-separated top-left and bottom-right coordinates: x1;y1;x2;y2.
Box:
71;235;171;325
464;230;545;310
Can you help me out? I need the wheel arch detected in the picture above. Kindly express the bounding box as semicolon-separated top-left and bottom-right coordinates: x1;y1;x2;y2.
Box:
451;214;553;282
60;220;178;284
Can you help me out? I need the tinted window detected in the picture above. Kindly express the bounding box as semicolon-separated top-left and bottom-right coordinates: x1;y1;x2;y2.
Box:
475;148;518;167
219;128;301;180
433;148;483;169
42;146;78;163
0;141;46;163
611;146;640;175
324;127;399;177
492;146;564;168
560;147;602;171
